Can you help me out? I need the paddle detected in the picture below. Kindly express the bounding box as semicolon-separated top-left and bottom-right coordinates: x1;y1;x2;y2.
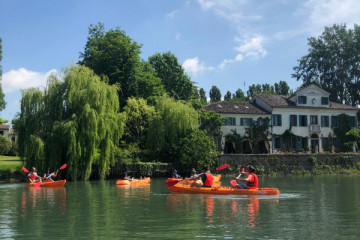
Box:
216;164;229;171
34;180;42;188
230;168;245;187
22;167;29;173
59;164;67;170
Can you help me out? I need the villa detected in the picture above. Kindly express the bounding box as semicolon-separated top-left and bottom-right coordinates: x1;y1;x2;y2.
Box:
0;124;17;143
204;84;359;154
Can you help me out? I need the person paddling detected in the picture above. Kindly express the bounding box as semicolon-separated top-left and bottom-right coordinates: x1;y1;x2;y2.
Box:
28;167;42;183
43;168;58;182
234;165;258;189
172;170;181;178
190;165;213;188
123;172;132;180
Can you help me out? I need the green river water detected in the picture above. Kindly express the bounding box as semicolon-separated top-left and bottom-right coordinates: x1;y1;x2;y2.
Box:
0;176;359;239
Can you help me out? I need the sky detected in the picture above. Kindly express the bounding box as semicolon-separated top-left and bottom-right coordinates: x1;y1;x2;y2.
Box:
1;0;360;123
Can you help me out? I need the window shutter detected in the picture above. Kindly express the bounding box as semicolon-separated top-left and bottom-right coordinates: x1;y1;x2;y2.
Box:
250;118;253;126
305;116;308;126
321;116;324;127
265;118;269;127
240;118;243;126
278;115;282;126
279;136;283;149
272;115;276;125
233;118;236;126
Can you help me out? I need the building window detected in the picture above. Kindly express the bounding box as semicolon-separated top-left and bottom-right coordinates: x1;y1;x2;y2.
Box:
0;131;3;135
310;115;318;125
274;136;282;149
257;117;269;127
299;115;308;127
331;116;338;128
240;118;252;126
298;96;307;104
321;116;329;127
225;117;236;126
350;116;357;128
321;97;329;105
290;115;297;127
11;137;15;142
272;114;282;126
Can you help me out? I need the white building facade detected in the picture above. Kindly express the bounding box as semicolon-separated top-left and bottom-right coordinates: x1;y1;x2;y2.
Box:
0;125;17;143
204;84;358;154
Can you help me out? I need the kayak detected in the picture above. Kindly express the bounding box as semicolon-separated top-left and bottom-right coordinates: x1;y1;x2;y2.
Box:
165;174;222;187
116;177;150;185
167;184;279;195
26;180;66;187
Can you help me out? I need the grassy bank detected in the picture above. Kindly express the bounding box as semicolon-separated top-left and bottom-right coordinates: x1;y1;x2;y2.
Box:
0;155;25;182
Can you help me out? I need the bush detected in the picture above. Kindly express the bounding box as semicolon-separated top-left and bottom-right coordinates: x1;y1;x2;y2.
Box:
0;135;12;155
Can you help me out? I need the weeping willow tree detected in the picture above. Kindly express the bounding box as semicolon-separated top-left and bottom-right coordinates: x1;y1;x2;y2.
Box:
16;65;126;180
146;96;198;162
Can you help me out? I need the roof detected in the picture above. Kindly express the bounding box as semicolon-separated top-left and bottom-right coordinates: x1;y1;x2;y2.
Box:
0;125;10;130
204;101;270;115
255;94;359;111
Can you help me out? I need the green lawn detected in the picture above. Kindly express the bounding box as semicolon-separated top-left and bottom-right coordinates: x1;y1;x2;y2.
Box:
0;155;23;172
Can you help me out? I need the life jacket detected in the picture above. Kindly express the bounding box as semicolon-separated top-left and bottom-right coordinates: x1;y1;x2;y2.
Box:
29;172;36;180
247;173;258;189
204;172;213;187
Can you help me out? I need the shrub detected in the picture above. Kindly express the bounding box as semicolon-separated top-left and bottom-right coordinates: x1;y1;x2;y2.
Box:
0;135;12;155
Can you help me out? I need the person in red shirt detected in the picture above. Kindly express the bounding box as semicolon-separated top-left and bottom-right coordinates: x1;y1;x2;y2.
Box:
235;165;258;189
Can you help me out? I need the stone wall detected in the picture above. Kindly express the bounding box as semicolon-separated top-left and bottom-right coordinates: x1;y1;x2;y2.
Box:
219;154;360;175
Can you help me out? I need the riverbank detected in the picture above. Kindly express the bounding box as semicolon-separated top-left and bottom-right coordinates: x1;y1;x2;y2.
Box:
0;155;26;182
219;153;360;176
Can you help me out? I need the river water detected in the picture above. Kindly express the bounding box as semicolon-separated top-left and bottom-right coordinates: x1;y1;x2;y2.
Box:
0;176;359;239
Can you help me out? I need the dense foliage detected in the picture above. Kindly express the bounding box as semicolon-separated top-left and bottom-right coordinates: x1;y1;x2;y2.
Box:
209;85;221;102
293;24;360;106
0;135;11;155
15;65;126;180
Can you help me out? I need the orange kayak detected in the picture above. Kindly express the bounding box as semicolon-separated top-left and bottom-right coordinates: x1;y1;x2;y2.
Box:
167;184;279;195
165;174;222;187
26;180;66;187
116;177;150;185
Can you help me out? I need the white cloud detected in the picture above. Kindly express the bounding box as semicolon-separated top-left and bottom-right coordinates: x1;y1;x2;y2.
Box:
175;33;181;40
182;57;214;76
166;10;180;19
2;68;57;94
302;0;360;34
219;36;266;69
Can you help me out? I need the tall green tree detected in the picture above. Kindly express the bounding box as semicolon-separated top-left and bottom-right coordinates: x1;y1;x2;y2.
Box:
79;23;142;107
148;52;194;101
0;37;6;115
199;110;223;137
16;65;126;180
224;91;232;101
123;97;155;148
146;96;198;162
247;84;262;97
199;88;207;104
209;85;221;103
293;24;360;106
274;80;290;95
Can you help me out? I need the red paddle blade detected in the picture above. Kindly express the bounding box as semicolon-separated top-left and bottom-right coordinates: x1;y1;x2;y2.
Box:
59;164;67;170
22;167;29;173
165;179;181;187
230;180;237;187
216;164;229;171
34;181;42;188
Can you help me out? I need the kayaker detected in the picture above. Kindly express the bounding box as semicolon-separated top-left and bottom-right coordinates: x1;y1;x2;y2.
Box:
234;165;258;189
43;168;58;182
190;165;213;188
191;168;197;177
28;167;42;183
123;172;132;180
172;170;181;178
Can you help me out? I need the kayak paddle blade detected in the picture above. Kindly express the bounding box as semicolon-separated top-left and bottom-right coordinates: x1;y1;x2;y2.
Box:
165;179;180;187
59;164;67;170
34;181;42;188
216;164;229;171
22;167;29;173
230;180;237;187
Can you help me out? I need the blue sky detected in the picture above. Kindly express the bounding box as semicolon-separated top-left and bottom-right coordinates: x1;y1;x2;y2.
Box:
1;0;360;122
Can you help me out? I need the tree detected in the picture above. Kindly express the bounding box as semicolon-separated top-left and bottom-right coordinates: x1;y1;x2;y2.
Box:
148;52;195;101
146;96;198;162
199;110;223;137
79;23;142;107
345;128;360;153
123;97;155;148
15;65;126;180
209;86;221;103
274;81;290;95
244;117;270;153
293;24;360;106
247;84;262;97
178;130;218;169
0;37;6;114
199;88;207;104
233;88;245;99
224;91;232;101
0;135;11;155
